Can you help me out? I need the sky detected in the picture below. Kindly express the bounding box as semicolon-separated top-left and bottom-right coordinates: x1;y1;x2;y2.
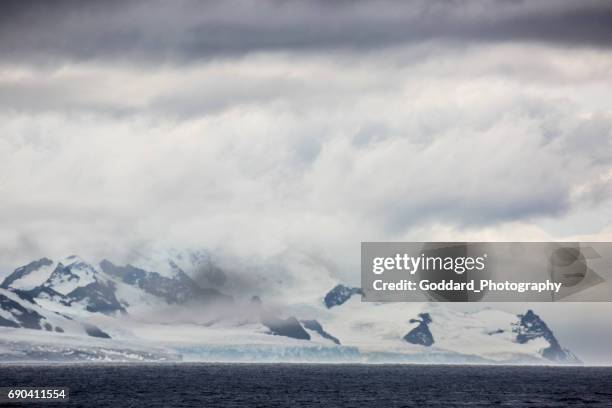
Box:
1;0;612;363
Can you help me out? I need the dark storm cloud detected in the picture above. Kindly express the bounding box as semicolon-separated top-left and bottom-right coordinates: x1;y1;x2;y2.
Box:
1;0;612;64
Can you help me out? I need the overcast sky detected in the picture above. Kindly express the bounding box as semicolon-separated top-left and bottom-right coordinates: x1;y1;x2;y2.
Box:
1;0;612;362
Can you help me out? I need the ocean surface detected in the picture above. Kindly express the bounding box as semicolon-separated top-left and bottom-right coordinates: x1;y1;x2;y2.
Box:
1;364;611;407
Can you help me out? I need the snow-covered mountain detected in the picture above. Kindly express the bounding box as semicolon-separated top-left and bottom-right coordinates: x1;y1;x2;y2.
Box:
0;252;580;364
1;254;228;316
316;284;579;364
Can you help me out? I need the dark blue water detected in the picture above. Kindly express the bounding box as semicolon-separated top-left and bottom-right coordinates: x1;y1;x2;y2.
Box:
1;364;611;407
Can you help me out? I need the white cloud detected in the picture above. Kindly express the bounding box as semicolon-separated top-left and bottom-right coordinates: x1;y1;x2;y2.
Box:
0;44;610;275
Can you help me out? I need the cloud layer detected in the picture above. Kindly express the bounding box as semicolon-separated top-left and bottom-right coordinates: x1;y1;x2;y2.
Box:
1;45;611;269
2;0;612;64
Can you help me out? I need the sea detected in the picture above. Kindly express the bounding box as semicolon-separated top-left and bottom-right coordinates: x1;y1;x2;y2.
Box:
1;364;611;407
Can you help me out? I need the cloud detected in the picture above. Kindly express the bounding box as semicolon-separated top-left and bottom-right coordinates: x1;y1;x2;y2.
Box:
1;42;611;273
1;0;612;65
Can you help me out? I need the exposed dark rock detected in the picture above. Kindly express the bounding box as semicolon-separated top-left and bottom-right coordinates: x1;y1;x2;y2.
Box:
10;289;38;304
63;281;125;315
514;310;580;364
100;260;229;305
404;313;434;347
1;258;53;289
413;312;432;325
324;284;363;308
301;319;340;345
25;285;65;302
45;263;76;285
0;316;19;328
83;323;111;339
262;315;310;340
100;260;147;285
0;290;44;330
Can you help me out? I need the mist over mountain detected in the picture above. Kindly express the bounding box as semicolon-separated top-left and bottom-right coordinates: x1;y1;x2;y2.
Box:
0;249;580;364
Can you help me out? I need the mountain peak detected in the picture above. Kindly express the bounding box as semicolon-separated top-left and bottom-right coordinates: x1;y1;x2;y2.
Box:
515;310;580;364
1;258;54;290
324;284;363;308
59;255;93;268
404;313;435;347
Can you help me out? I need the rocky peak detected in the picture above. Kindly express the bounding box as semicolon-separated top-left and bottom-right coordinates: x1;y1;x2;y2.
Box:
404;313;434;347
514;310;580;364
0;289;44;330
100;259;229;305
301;319;341;345
261;314;311;341
1;258;54;290
324;284;363;308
